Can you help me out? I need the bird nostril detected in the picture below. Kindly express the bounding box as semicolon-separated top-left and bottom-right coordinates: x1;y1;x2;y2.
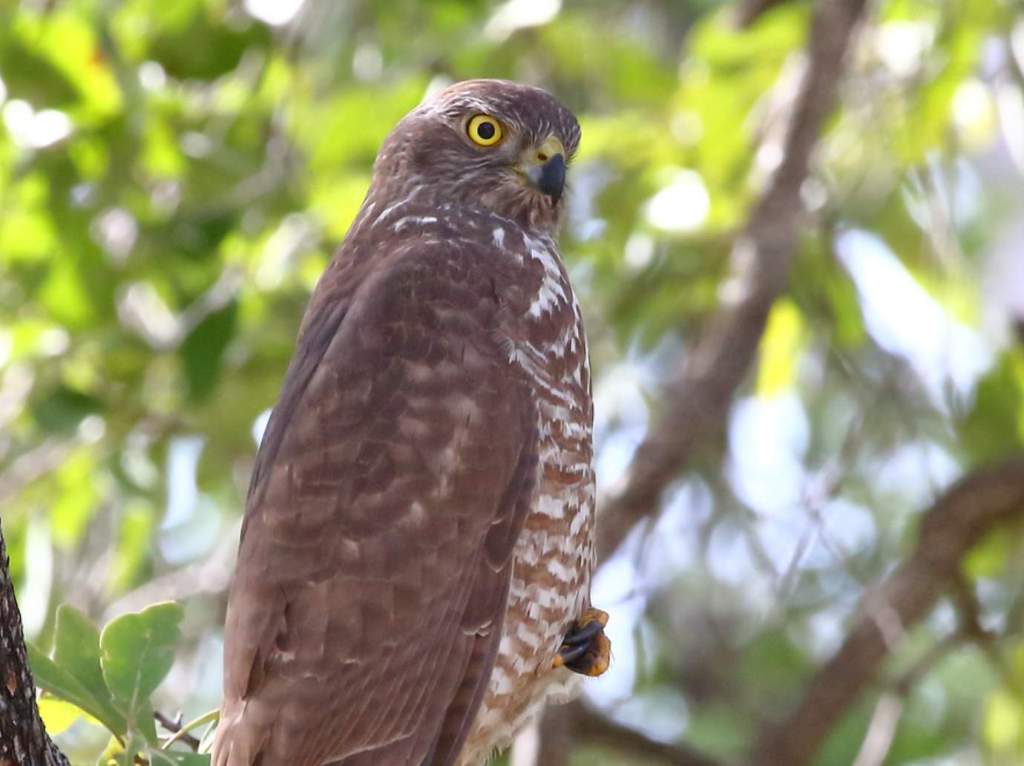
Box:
537;152;549;162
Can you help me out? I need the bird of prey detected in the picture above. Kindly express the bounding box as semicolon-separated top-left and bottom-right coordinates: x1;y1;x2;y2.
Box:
212;79;610;766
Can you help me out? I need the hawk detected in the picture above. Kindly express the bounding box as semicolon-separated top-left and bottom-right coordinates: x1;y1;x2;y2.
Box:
212;79;609;766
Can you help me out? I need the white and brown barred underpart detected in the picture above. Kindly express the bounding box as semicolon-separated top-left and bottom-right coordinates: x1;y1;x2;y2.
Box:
451;219;594;766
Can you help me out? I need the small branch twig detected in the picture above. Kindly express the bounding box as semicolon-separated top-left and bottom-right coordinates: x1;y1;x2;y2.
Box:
850;693;903;766
851;630;963;766
155;710;201;751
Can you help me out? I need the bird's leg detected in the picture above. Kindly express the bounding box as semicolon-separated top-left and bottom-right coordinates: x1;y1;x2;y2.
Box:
552;608;610;677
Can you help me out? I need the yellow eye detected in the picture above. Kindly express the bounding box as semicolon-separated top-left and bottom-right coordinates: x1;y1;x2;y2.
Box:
467;115;503;147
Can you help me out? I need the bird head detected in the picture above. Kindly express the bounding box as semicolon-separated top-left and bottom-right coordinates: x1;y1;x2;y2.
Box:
370;79;581;234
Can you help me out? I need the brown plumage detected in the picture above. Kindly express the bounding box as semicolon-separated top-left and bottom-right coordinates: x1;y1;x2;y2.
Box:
212;79;600;766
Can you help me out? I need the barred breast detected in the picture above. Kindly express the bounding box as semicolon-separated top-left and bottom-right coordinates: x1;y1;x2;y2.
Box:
457;229;595;766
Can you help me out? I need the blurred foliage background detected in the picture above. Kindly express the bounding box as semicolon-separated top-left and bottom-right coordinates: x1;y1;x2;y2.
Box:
3;0;1024;763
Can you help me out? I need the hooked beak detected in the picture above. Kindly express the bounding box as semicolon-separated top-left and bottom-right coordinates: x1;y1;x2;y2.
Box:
519;135;566;203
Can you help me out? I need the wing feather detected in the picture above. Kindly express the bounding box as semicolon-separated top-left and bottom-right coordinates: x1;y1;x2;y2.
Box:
213;243;535;766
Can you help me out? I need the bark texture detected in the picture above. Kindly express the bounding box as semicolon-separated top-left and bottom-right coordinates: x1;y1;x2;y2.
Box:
0;520;68;766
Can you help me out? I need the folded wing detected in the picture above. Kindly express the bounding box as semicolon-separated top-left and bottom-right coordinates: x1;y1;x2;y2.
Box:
213;244;537;766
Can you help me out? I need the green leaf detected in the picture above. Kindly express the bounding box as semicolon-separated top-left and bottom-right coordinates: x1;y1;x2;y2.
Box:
0;39;78;106
960;351;1024;463
983;689;1024;753
52;606;126;734
963;522;1024;580
37;252;100;330
110;504;155;592
181;301;238;401
49;451;100;549
145;9;270;80
10;10;123;120
29;608;128;739
103;732;146;766
756;300;804;396
28;643;125;738
136;698;159;745
31;385;103;433
100;602;184;740
38;698;101;735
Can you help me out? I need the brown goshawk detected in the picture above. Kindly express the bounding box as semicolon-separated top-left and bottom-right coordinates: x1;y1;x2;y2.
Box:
212;79;609;766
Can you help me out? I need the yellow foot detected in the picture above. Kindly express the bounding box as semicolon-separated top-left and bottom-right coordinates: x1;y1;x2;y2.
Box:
552;608;611;677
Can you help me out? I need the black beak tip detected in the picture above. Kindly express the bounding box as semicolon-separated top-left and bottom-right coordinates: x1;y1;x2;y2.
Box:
539;154;566;202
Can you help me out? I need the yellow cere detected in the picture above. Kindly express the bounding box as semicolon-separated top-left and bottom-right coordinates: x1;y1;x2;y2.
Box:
467;114;503;146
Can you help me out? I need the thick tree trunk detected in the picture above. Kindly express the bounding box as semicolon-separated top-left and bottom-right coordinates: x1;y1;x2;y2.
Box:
0;519;69;766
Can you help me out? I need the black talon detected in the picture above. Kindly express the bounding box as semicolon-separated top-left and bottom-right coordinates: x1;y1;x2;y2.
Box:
553;609;611;677
557;642;591;666
561;619;604;647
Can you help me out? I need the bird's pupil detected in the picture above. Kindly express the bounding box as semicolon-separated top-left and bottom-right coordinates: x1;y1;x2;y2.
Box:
477;122;495;139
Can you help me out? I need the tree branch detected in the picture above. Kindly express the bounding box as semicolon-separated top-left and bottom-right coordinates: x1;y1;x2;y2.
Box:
749;456;1024;766
564;701;723;766
596;0;868;563
533;703;574;766
0;519;69;766
733;0;789;29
